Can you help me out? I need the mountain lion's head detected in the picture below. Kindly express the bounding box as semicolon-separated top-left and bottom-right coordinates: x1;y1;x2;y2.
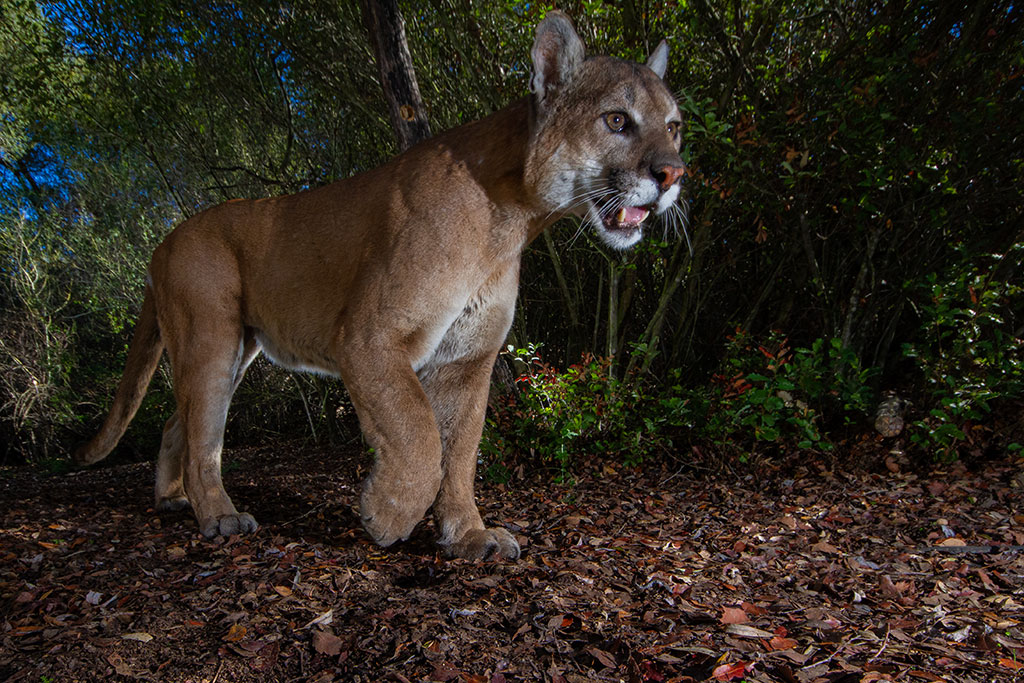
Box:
526;12;686;250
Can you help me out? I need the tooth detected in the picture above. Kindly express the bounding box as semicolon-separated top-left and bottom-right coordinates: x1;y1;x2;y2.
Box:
616;208;627;222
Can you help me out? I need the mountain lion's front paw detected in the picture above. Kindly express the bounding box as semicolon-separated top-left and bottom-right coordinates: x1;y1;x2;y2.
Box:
446;527;520;561
199;512;258;538
360;474;436;547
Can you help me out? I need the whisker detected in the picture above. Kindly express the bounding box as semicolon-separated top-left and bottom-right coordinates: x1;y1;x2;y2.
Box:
553;183;614;212
567;220;587;248
672;202;693;256
545;184;617;225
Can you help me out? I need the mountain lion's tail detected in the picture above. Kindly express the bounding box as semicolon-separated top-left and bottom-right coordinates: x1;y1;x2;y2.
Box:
74;287;165;465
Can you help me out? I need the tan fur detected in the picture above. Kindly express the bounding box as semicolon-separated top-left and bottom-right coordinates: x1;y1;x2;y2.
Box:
75;13;685;560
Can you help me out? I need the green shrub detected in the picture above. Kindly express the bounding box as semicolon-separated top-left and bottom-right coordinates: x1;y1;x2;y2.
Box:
482;345;692;480
694;331;875;459
0;211;164;463
482;334;877;475
902;245;1023;459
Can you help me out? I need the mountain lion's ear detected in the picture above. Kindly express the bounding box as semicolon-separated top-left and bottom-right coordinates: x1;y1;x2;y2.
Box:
530;11;585;105
646;40;669;79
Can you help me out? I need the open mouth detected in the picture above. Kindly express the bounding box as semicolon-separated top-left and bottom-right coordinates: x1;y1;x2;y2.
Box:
602;205;651;234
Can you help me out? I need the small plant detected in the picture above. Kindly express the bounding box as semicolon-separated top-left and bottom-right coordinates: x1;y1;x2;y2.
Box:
700;331;819;456
902;246;1023;459
35;455;73;476
481;345;686;479
694;330;876;460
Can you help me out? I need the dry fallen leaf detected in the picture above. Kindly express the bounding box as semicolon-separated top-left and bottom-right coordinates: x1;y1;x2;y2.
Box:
712;661;748;681
313;630;344;656
721;606;748;625
303;608;334;629
223;623;247;642
431;660;462;682
999;658;1024;671
588;647;616;669
811;540;839;554
121;632;153;643
880;575;902;599
769;636;799;650
106;653;131;676
725;624;773;639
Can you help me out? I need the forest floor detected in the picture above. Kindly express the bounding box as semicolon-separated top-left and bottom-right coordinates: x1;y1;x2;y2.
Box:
2;438;1023;682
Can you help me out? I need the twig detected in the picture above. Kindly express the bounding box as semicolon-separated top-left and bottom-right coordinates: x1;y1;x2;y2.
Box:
918;544;1023;555
800;644;844;671
293;377;318;441
278;501;332;527
867;624;890;663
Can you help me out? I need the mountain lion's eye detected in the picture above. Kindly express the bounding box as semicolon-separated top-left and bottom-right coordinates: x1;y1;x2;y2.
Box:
603;112;628;133
667;121;680;136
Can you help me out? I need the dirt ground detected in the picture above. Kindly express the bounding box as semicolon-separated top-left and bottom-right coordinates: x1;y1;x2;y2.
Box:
2;441;1023;682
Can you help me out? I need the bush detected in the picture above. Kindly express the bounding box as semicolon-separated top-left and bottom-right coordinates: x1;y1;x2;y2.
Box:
482;345;691;480
690;331;875;460
482;334;877;475
901;245;1024;458
0;211;163;463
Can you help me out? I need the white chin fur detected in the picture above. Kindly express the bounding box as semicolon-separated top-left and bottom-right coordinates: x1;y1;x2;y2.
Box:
597;224;643;250
586;204;644;250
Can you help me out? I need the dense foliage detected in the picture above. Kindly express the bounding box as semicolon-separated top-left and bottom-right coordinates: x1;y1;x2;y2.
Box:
1;0;1021;465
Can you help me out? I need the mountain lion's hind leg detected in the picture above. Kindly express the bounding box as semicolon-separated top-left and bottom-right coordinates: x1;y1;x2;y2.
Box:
154;333;261;515
154;412;188;512
157;275;256;537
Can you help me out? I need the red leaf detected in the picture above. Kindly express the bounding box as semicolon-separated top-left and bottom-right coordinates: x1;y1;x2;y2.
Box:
721;606;748;625
999;658;1024;671
769;636;799;651
713;662;748;681
641;661;665;682
741;601;767;616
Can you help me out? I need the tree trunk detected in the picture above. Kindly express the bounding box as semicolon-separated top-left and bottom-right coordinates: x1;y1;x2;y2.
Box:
360;0;432;151
607;260;621;378
543;231;580;328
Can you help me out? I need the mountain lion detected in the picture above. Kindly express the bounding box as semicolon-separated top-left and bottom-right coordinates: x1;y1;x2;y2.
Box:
76;12;686;561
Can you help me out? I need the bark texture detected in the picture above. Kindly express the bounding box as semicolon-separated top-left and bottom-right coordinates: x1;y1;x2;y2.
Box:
361;0;432;151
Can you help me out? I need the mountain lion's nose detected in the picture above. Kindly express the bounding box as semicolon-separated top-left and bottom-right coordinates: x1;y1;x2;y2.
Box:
652;163;685;190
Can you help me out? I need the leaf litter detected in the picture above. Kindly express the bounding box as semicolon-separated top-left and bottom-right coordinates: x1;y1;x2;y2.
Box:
1;441;1023;681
